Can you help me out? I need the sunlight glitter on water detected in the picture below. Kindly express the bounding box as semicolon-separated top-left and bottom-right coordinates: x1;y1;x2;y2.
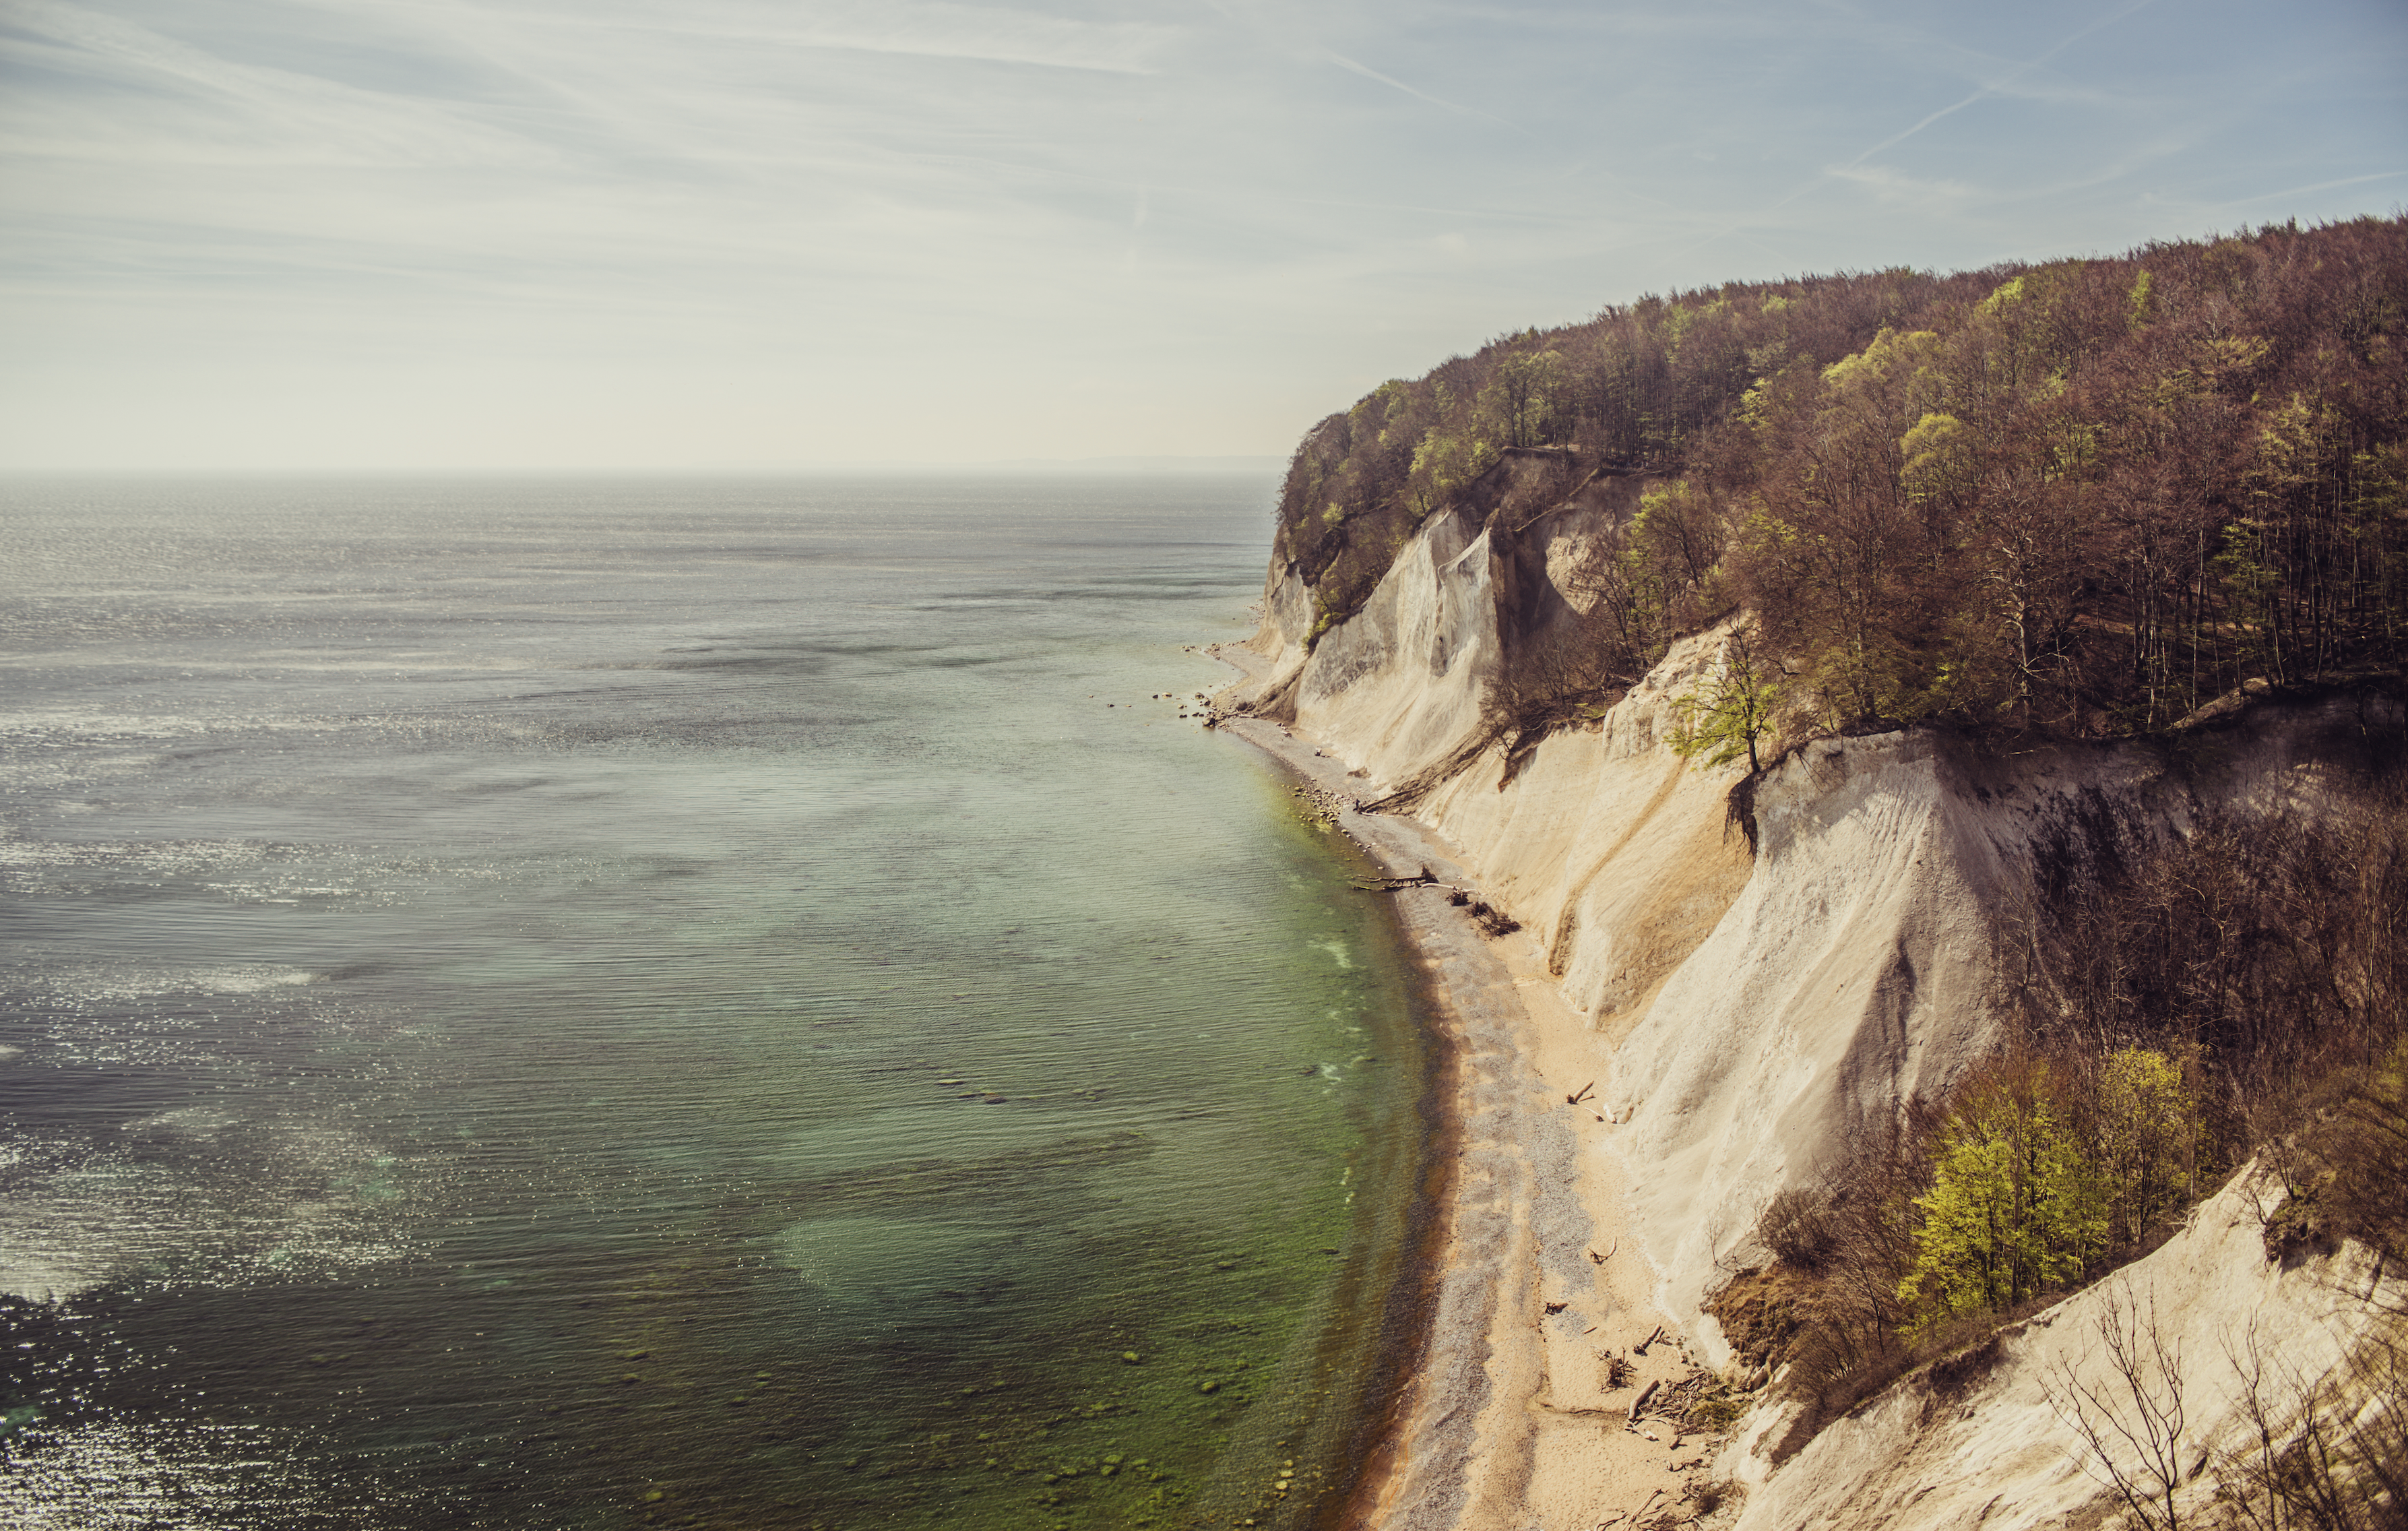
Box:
0;476;1428;1530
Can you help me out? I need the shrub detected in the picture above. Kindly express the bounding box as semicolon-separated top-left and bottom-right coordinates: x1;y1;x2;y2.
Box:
1899;1055;2105;1330
1759;1187;1839;1272
1667;621;1782;776
2090;1046;2207;1252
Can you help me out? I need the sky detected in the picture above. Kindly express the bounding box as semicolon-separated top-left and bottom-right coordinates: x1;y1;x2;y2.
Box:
3;0;2404;472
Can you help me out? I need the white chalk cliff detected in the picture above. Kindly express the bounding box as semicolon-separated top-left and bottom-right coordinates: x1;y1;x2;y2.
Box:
1221;488;2403;1530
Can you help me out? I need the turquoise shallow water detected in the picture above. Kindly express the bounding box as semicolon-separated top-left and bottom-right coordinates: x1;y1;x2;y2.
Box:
0;477;1429;1529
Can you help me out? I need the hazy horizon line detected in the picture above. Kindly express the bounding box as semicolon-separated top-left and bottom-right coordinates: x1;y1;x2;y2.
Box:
0;455;1290;480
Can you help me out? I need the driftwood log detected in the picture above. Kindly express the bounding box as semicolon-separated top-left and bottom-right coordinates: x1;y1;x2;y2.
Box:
1351;867;1440;892
1629;1379;1660;1420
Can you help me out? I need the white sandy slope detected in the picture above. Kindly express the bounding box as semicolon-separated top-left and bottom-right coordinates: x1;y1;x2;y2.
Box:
1214;694;1748;1531
1730;1167;2398;1531
1224;503;2400;1530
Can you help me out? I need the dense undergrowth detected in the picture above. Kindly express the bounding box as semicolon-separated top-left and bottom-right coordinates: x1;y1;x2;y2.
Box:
1709;783;2408;1522
1276;218;2408;1518
1277;217;2408;745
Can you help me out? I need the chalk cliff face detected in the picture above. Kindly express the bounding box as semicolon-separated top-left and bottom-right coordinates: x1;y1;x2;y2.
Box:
1732;1166;2382;1531
1225;493;2402;1528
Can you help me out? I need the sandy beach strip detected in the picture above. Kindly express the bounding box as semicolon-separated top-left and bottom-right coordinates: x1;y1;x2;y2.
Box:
1214;691;1734;1531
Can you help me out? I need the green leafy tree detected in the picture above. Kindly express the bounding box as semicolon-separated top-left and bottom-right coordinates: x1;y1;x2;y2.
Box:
1475;349;1569;449
1899;410;1975;511
1407;429;1498;518
1901;1059;2105;1327
1275;219;2408;737
2091;1046;2205;1253
2213;520;2284;683
1667;620;1781;774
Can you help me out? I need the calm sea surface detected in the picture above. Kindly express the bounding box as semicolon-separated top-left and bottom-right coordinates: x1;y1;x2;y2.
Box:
0;478;1428;1530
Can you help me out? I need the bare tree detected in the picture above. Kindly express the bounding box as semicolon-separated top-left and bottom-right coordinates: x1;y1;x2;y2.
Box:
2215;1313;2408;1531
2046;1283;2193;1531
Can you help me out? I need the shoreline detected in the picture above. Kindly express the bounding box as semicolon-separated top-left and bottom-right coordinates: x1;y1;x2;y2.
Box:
1211;647;1734;1531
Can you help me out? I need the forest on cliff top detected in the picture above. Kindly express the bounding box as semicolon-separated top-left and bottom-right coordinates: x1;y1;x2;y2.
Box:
1276;220;2408;1522
1276;217;2408;743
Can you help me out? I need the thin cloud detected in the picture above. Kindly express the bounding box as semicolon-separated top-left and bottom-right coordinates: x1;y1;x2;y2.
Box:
1270;191;1576;225
1323;51;1523;133
1825;162;1973;205
492;1;1178;75
2213;168;2408;214
1834;0;2160;176
6;0;2405;468
1666;0;2168;274
1;0;557;168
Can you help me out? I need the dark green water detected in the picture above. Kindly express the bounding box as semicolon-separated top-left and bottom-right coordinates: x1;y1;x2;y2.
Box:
0;477;1428;1529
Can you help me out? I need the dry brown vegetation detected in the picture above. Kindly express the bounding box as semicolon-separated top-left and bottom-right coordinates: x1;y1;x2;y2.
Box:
1276;218;2408;749
1713;780;2408;1474
1273;219;2408;1512
2050;1049;2408;1531
2211;1307;2408;1531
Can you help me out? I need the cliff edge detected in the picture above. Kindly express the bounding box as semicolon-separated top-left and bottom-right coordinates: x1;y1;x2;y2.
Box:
1216;485;2405;1531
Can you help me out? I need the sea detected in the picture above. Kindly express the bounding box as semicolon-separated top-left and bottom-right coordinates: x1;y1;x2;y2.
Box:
0;476;1430;1530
